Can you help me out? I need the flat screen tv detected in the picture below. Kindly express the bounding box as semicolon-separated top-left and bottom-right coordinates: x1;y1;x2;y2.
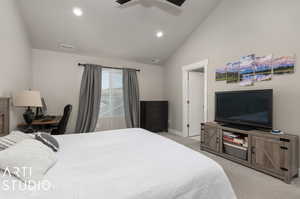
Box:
215;89;273;129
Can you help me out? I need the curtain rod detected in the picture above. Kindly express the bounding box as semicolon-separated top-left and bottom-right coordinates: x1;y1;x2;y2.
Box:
78;63;141;72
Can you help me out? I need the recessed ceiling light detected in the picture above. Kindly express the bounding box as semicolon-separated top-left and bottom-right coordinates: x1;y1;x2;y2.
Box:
73;7;83;16
156;31;164;38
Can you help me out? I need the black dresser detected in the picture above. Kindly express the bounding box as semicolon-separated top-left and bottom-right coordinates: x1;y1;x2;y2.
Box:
140;101;168;133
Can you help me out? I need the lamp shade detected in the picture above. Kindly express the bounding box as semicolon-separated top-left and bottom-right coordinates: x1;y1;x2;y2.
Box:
14;90;42;107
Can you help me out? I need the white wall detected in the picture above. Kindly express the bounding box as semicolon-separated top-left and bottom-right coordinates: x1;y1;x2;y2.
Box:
32;49;165;133
164;0;300;133
164;0;300;163
0;0;32;130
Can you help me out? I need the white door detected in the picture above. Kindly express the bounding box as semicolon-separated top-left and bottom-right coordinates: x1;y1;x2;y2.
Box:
187;71;204;137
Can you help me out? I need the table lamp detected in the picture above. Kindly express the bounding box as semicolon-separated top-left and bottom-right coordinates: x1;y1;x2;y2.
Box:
14;90;42;125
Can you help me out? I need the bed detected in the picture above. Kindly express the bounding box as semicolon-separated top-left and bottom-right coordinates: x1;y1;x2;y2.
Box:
0;127;236;199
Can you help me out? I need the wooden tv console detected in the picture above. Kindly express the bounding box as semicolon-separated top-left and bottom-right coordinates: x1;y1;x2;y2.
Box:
200;122;299;183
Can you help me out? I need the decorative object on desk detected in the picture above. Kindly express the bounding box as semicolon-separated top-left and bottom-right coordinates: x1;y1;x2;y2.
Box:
14;90;42;125
35;97;47;119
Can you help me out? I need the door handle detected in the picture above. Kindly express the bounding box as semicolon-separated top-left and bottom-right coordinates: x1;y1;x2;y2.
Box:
280;146;288;150
251;146;255;154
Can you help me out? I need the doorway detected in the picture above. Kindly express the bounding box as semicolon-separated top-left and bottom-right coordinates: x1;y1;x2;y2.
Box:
182;59;208;138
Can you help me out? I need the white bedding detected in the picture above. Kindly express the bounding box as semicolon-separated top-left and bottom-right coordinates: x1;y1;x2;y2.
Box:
0;128;236;199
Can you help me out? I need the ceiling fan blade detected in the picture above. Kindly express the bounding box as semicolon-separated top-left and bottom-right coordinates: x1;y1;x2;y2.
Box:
165;0;186;7
116;0;132;5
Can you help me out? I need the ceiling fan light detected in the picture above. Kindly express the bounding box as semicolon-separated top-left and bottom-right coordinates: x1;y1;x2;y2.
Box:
116;0;132;5
116;0;186;7
165;0;186;7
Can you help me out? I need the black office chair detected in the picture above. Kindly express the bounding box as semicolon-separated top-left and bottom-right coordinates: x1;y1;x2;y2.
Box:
51;105;72;135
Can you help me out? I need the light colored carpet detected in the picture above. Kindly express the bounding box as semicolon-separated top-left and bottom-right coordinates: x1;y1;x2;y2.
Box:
159;133;300;199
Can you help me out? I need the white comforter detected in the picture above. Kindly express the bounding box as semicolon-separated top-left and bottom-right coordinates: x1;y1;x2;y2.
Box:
0;128;236;199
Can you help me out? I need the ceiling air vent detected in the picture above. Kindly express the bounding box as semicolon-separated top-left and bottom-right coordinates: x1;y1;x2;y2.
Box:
59;43;75;50
151;58;160;64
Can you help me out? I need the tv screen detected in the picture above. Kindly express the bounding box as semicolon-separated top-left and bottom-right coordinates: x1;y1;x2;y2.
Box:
215;89;273;129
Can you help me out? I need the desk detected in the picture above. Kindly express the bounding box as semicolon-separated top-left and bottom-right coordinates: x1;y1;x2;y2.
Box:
18;116;62;133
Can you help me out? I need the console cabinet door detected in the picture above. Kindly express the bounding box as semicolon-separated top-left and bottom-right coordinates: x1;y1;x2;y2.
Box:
252;136;287;176
201;125;220;152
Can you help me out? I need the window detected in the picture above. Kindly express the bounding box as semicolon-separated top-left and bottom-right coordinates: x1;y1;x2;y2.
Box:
96;69;126;131
99;69;124;117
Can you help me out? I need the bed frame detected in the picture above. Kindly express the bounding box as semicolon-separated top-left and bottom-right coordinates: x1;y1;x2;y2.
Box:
0;98;10;136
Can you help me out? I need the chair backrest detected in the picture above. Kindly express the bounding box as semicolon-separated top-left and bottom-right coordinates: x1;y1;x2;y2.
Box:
57;104;72;134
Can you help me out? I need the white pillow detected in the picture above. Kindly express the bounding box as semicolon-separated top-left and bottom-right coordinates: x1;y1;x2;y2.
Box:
0;131;33;151
0;139;57;184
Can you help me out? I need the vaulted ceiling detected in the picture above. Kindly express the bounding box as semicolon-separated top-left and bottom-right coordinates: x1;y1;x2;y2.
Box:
17;0;220;64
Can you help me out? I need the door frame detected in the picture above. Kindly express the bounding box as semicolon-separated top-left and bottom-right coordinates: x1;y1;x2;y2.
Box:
182;59;208;137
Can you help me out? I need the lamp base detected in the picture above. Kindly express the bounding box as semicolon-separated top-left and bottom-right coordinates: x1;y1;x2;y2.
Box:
23;107;35;125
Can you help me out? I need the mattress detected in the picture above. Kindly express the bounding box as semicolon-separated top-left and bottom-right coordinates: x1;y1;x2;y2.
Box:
0;128;236;199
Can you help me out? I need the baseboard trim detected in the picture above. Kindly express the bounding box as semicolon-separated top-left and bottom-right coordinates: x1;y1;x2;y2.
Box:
168;129;183;137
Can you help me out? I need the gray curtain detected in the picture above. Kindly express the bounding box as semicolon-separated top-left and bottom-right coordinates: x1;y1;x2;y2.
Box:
75;65;102;133
123;69;140;128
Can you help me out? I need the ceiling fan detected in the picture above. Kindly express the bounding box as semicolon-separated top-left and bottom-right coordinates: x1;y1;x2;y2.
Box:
116;0;186;7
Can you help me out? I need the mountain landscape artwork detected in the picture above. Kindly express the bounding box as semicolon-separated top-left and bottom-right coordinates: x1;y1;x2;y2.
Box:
239;54;255;86
215;53;296;86
255;54;273;81
273;55;296;75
